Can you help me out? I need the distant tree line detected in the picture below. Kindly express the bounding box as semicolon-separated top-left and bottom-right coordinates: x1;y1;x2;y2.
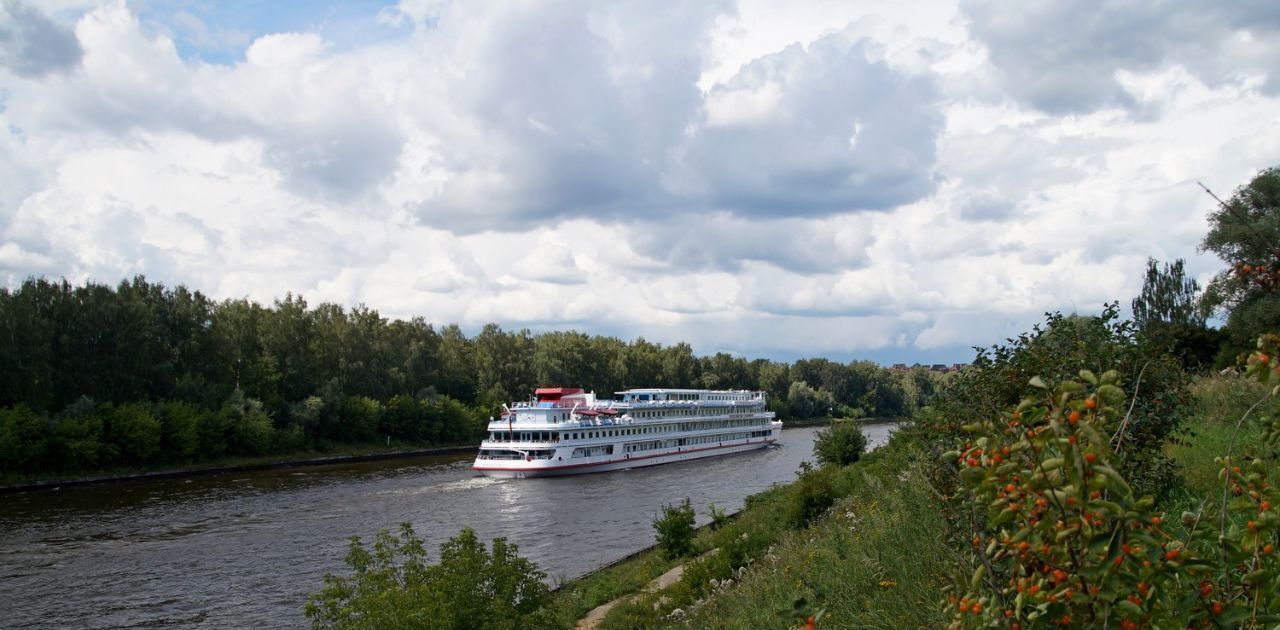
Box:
0;276;948;478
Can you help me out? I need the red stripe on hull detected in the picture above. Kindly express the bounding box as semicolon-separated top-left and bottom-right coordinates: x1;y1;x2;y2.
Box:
473;438;777;474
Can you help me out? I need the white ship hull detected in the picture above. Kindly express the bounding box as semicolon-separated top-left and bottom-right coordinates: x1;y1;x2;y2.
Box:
474;435;778;479
473;387;781;479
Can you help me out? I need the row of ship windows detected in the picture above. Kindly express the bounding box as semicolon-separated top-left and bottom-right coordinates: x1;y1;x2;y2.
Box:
630;406;756;418
488;418;769;442
517;406;761;423
622;430;772;453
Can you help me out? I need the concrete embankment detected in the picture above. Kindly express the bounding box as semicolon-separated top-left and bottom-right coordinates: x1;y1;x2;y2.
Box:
0;445;478;494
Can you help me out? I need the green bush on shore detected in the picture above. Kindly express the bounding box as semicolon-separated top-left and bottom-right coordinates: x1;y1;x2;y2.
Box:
812;420;868;467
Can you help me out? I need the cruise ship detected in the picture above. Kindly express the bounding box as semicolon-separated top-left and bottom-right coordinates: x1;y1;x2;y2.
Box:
472;387;782;478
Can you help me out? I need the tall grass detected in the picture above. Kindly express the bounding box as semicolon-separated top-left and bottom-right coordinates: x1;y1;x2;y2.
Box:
1169;375;1275;498
595;437;950;629
546;376;1275;629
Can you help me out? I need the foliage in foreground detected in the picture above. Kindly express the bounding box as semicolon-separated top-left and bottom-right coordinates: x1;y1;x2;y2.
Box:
306;524;549;630
813;421;868;467
941;363;1280;628
923;305;1192;500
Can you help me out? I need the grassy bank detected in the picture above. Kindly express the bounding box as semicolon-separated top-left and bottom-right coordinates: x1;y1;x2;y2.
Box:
531;373;1274;629
528;429;951;629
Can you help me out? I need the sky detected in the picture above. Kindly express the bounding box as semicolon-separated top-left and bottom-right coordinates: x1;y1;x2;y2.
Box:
1;0;1278;365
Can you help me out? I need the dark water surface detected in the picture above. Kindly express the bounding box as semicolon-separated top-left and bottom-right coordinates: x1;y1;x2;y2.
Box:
0;423;895;628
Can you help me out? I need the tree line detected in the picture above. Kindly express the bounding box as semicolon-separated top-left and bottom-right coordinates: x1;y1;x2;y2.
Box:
0;277;948;478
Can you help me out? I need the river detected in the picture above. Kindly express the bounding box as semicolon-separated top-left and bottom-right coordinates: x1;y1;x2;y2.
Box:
0;423;896;628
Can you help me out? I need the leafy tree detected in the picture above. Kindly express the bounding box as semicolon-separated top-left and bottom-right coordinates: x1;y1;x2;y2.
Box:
786;381;837;419
653;498;697;559
306;524;548;630
812;421;868;467
1200;166;1280;362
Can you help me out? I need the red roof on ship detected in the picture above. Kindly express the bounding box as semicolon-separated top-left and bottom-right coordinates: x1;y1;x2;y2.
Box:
535;387;584;402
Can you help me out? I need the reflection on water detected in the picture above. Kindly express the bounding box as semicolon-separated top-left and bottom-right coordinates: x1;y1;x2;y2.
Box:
0;423;895;628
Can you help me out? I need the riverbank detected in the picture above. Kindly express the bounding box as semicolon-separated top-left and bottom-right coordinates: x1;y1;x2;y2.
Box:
534;374;1271;629
0;420;890;494
0;443;477;494
781;416;904;428
529;424;949;628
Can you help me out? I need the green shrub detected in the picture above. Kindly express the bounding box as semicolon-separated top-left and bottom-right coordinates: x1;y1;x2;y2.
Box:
942;365;1280;628
706;502;728;529
922;305;1191;499
787;466;840;528
307;524;548;630
653;498;696;559
0;405;48;475
813;421;867;467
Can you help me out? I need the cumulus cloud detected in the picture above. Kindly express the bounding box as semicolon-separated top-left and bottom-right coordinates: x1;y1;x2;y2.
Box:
1;0;1278;365
409;0;731;230
0;0;82;77
962;0;1280;113
624;213;876;274
673;30;943;217
12;4;403;202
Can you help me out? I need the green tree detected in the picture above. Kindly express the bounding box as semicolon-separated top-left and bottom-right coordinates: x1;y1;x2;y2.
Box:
1200;166;1280;363
1132;258;1204;333
1131;257;1218;367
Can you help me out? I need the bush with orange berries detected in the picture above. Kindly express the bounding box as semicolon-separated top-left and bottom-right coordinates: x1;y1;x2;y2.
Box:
942;359;1280;628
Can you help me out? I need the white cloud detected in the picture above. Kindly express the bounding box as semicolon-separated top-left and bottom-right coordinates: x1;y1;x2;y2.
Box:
1;0;1279;364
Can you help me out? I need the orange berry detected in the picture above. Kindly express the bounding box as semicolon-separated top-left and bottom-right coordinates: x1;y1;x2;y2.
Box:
1084;397;1097;410
1068;410;1080;424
